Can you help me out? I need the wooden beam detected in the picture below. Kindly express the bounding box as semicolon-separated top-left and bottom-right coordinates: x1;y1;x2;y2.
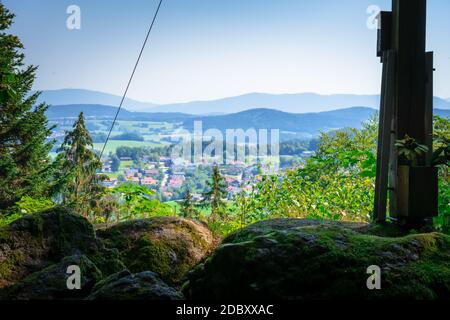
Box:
425;52;434;165
374;50;396;222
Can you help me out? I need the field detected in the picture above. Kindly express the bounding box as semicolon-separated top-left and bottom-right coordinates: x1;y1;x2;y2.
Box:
52;119;179;154
93;140;169;154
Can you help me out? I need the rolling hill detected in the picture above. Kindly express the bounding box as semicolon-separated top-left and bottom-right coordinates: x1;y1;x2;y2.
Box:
182;107;377;135
46;104;194;122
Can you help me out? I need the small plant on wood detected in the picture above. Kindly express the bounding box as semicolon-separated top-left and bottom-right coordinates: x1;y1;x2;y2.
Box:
395;134;429;166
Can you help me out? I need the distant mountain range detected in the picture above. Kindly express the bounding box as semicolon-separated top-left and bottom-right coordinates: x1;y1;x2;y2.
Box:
37;89;157;112
36;89;450;114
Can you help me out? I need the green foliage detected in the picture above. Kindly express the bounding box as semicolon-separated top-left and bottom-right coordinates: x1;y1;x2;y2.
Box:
432;116;450;233
232;117;379;229
0;4;54;212
0;196;54;226
202;165;228;221
15;196;54;214
110;153;120;172
180;189;199;219
110;132;144;142
431;117;450;168
53;112;104;217
90;183;174;223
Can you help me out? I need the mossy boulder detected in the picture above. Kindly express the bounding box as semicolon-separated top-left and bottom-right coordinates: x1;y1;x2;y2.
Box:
97;217;215;285
183;219;450;300
0;207;101;288
3;255;102;300
87;270;183;300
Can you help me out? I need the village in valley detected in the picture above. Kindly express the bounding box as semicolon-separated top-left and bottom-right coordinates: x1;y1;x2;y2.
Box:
98;152;282;203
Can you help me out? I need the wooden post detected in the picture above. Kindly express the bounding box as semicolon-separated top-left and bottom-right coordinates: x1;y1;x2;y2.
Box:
374;50;395;223
374;0;438;227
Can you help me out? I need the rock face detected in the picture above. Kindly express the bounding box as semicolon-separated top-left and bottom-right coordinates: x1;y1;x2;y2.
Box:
87;270;183;300
184;219;450;300
0;209;212;299
5;255;102;300
0;207;101;289
98;217;215;285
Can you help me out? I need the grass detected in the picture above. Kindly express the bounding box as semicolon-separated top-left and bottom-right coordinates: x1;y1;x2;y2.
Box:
119;160;134;169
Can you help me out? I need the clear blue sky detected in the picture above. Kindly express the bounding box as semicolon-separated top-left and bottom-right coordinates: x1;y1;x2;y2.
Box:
3;0;450;104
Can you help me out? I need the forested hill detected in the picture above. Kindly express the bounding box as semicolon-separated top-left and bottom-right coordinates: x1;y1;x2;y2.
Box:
45;104;194;122
182;107;377;134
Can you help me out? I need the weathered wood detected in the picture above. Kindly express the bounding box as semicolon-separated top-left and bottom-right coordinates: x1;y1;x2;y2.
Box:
425;52;434;166
377;12;392;60
374;0;438;225
374;50;396;222
391;0;427;154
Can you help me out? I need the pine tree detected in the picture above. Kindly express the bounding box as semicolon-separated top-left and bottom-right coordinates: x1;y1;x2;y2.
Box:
180;189;198;219
202;165;228;221
0;4;54;212
56;112;103;216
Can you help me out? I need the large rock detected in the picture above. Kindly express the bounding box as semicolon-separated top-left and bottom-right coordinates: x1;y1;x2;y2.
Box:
4;255;102;300
183;219;450;300
87;270;183;300
0;207;101;288
97;217;215;285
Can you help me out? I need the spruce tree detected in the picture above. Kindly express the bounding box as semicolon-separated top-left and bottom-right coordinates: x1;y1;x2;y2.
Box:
56;112;103;216
0;4;54;211
180;189;198;219
202;165;228;221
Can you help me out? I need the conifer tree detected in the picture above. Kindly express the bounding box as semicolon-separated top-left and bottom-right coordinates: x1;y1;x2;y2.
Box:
180;189;198;219
202;165;228;221
0;4;54;211
56;112;103;216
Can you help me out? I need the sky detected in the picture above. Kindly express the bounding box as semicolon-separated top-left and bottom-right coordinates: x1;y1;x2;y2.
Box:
3;0;450;104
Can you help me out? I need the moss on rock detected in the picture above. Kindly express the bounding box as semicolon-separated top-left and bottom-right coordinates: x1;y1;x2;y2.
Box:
183;219;450;300
97;217;215;285
0;207;101;288
86;270;183;300
4;255;102;300
0;207;128;295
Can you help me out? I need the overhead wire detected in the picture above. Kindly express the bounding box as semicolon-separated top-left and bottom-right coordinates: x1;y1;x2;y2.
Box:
99;0;163;159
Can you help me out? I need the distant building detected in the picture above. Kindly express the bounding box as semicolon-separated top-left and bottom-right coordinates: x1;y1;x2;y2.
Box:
141;176;158;186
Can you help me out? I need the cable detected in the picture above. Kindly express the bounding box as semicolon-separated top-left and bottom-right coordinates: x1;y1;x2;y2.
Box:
99;0;163;159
